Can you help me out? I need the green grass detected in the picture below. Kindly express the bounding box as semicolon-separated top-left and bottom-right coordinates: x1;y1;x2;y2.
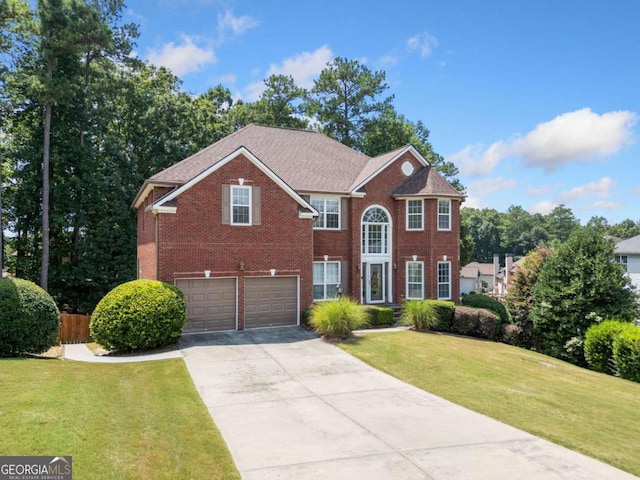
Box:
338;331;640;477
0;358;240;480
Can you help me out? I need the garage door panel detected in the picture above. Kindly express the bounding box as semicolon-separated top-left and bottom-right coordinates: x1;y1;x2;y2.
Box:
177;278;236;333
245;277;298;329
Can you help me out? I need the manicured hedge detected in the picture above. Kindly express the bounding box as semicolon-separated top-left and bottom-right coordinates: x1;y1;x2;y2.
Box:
90;279;185;352
613;326;640;382
460;293;510;324
584;320;636;374
451;306;500;340
0;278;60;356
363;306;394;326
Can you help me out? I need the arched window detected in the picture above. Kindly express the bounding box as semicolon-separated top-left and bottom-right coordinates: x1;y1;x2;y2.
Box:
362;206;390;255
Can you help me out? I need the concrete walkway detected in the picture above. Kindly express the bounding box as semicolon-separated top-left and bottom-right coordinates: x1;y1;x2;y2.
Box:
179;327;638;480
63;343;182;363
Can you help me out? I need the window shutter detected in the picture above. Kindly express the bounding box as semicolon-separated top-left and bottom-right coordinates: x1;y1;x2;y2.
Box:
222;185;230;224
341;261;350;296
341;198;348;230
301;195;310;202
252;186;261;225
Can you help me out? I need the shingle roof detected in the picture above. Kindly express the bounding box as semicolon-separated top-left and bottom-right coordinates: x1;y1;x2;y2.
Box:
462;262;495;276
615;234;640;254
143;124;464;200
392;165;462;198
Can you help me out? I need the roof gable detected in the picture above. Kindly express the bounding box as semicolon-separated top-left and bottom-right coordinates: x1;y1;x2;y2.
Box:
152;146;317;218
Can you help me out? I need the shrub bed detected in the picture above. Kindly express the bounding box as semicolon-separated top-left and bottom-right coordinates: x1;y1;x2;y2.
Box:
90;279;185;352
0;278;60;356
499;323;522;345
309;297;368;338
460;293;510;323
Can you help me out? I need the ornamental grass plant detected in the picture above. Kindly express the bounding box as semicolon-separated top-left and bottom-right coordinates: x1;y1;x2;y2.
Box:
309;296;368;338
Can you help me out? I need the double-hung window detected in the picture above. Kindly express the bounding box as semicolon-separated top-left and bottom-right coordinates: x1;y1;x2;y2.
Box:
311;197;340;229
406;199;423;231
406;261;424;299
437;261;451;300
313;261;341;300
231;186;251;225
438;199;451;231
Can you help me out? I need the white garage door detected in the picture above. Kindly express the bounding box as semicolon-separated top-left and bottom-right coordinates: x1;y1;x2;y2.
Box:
176;278;236;333
245;276;298;329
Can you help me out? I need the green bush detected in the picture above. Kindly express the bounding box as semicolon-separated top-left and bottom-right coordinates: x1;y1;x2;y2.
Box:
451;306;478;336
460;293;510;324
612;326;640;382
90;279;185;352
428;300;455;332
476;308;500;340
584;320;636;374
309;297;368;338
363;306;394;326
499;323;521;346
0;278;60;356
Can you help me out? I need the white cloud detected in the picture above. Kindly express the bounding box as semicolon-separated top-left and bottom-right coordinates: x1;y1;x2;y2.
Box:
580;200;623;211
217;10;259;36
244;45;333;101
558;177;617;202
146;35;216;76
449;108;637;177
527;185;552;196
407;32;438;58
468;176;516;196
530;200;557;215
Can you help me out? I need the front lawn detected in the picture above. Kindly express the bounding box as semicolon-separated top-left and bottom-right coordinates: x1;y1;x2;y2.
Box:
339;331;640;477
0;357;240;480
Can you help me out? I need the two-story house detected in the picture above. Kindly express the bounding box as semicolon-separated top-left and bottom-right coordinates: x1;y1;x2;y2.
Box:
615;234;640;295
133;124;464;332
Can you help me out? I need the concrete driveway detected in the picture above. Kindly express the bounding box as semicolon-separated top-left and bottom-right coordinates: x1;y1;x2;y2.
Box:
180;327;637;480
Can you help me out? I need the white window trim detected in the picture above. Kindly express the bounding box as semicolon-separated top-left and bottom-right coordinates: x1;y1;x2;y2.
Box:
406;199;424;231
231;185;252;226
313;261;341;301
310;196;341;230
437;198;451;231
437;261;452;300
406;261;424;300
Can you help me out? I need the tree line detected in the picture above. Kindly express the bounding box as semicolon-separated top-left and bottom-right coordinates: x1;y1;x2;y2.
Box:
461;205;640;264
0;0;459;312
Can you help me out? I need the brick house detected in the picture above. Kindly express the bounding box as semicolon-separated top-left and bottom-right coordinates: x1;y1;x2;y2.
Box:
133;124;464;332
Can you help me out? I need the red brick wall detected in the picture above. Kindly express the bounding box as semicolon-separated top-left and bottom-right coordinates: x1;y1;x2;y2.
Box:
137;186;174;280
153;154;314;328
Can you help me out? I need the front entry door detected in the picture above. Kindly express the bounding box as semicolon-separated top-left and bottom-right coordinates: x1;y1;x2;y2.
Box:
368;263;385;303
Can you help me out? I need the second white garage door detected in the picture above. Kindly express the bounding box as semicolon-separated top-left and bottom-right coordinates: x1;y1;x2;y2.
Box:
244;276;298;329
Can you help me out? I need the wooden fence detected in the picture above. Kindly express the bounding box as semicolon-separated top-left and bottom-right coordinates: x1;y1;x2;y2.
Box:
59;314;92;344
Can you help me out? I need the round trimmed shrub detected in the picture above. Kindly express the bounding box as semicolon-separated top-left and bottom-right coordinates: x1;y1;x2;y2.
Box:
90;279;186;352
476;308;500;340
451;306;478;336
499;323;521;346
584;320;636;374
460;293;510;324
309;297;368;339
0;278;60;356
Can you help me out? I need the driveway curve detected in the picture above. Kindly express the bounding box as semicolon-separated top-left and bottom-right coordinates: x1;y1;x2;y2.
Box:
180;326;637;480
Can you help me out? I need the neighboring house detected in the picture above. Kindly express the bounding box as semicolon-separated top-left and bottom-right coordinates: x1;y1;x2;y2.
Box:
614;234;640;294
494;254;523;298
133;124;464;332
460;261;496;294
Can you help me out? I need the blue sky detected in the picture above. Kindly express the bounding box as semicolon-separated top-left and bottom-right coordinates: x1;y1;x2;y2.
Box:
125;0;640;225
